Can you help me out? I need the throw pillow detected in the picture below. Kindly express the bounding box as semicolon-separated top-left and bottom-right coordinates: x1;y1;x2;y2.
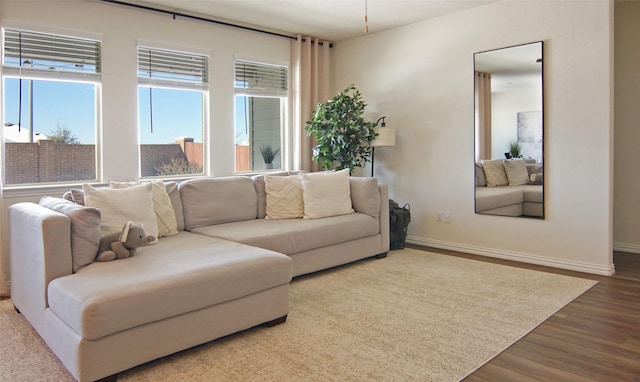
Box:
110;180;179;238
503;159;530;186
481;159;509;187
349;177;380;218
83;182;159;244
39;196;101;272
475;162;487;187
301;169;354;219
265;175;303;219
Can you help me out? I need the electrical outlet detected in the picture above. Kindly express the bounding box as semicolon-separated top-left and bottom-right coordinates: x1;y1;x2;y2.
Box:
436;212;443;222
444;212;452;224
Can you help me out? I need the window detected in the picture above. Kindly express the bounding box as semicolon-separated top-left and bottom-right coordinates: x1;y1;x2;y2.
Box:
137;46;208;177
234;59;288;172
2;28;100;185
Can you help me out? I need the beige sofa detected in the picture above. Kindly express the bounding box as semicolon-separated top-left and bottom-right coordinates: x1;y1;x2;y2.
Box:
475;159;543;217
9;173;389;382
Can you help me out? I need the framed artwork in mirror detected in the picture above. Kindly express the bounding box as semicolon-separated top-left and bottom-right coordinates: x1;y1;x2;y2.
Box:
474;41;544;218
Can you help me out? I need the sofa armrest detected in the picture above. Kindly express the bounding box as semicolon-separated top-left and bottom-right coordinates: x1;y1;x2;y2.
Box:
378;184;390;253
9;202;72;332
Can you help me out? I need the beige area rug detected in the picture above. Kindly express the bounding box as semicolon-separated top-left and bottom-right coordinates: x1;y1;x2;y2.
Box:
0;249;597;382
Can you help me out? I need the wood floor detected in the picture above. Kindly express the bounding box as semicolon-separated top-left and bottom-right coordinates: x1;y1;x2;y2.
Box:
408;244;640;382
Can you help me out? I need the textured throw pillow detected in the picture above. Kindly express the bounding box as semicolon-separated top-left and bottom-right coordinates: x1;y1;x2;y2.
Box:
301;169;354;219
481;159;509;187
39;196;101;272
265;175;304;219
503;159;530;186
110;181;179;238
83;182;159;244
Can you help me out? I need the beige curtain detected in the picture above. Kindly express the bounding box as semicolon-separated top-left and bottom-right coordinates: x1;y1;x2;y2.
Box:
474;71;492;161
291;35;331;171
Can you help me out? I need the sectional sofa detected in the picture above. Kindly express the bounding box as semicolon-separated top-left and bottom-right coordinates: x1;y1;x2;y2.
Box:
475;158;543;217
9;170;389;382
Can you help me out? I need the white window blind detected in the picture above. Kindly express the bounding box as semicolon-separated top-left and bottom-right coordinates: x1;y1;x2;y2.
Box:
235;60;288;97
3;28;101;81
138;46;208;90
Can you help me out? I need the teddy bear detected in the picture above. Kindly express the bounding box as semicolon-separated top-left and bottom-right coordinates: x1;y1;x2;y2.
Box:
95;221;156;262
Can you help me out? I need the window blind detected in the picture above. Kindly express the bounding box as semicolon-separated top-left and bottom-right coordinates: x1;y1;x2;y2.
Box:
138;47;208;89
3;28;101;79
235;60;288;97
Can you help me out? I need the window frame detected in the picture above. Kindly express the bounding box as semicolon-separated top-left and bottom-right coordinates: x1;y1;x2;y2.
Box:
1;24;102;189
234;57;289;173
136;43;210;179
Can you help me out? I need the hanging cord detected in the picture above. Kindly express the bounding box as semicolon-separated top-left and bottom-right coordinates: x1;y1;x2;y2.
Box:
148;50;154;134
365;0;369;33
18;31;23;132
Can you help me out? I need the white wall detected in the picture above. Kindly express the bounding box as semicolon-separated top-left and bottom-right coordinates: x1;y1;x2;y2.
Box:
491;86;542;160
0;0;291;295
613;0;640;254
335;0;614;274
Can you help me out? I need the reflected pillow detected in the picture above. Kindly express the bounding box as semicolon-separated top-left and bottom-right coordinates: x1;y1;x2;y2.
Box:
503;159;530;186
480;159;508;187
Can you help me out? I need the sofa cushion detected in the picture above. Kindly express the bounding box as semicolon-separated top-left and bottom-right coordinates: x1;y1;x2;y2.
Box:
47;232;292;341
475;162;487;187
265;175;304;219
179;177;257;230
82;183;159;243
301;169;353;219
349;177;380;218
39;196;101;272
111;181;179;238
475;187;523;212
511;185;543;203
191;212;379;255
503;159;529;186
481;159;509;187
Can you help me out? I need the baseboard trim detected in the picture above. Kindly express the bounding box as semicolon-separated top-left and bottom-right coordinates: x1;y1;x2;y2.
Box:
406;236;615;276
613;242;640;254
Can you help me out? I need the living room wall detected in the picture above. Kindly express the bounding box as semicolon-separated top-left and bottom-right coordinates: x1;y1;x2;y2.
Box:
613;0;640;254
334;1;615;274
0;0;291;296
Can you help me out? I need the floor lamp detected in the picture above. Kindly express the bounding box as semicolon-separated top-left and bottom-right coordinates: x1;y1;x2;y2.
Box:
371;116;396;177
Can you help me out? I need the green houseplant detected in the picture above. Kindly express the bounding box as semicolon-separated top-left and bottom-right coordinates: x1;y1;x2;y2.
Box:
508;140;522;158
305;84;377;174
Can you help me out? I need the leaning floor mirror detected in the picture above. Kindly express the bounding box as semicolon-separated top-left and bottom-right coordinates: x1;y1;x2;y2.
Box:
474;41;544;219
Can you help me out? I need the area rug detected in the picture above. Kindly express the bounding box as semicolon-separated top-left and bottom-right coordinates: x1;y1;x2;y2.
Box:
0;249;597;381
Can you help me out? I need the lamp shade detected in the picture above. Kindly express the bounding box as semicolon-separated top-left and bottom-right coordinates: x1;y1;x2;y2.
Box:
372;127;396;147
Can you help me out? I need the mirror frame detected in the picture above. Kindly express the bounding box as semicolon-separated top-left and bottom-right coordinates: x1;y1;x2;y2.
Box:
473;41;544;219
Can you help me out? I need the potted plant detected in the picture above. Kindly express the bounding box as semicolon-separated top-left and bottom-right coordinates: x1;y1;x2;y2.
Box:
259;144;280;169
305;84;377;174
508;140;522;159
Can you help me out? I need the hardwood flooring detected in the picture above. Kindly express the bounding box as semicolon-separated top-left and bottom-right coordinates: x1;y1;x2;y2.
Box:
407;244;640;381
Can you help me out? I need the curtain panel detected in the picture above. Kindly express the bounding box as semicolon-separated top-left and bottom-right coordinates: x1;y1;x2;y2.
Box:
291;35;331;172
474;71;492;161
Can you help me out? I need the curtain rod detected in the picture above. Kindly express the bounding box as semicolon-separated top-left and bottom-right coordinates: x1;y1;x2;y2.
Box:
98;0;297;41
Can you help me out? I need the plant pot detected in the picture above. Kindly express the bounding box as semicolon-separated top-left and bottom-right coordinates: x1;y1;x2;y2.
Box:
264;163;274;170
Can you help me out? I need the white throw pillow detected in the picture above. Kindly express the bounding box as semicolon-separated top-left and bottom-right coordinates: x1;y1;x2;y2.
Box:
301;169;354;219
481;159;509;187
111;180;179;238
265;175;304;219
503;159;530;186
83;182;159;244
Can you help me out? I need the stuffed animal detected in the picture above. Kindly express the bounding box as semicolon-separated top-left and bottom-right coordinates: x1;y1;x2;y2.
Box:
96;221;156;262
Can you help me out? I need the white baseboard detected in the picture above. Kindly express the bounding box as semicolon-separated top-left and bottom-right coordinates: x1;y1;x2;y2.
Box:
406;236;615;276
613;242;640;254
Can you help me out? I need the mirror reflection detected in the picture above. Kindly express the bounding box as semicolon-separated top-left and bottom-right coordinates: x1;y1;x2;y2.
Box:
474;41;544;218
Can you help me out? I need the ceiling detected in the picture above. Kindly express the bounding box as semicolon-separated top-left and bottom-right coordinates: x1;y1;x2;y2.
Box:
129;0;497;41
